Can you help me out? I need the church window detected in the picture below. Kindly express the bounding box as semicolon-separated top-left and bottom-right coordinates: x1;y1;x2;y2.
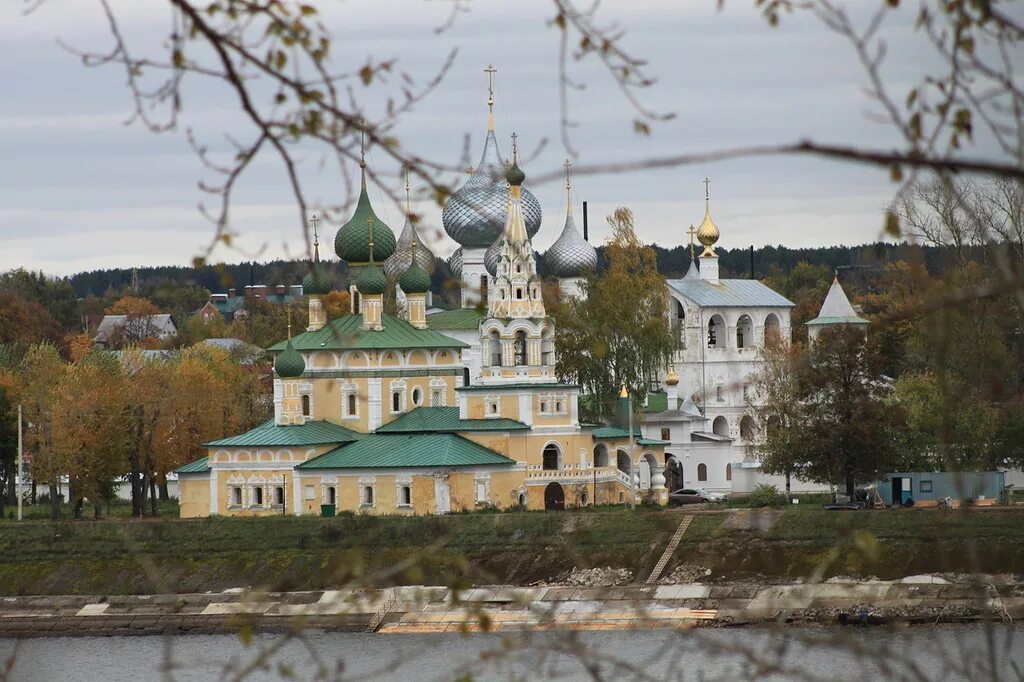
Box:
515;287;523;300
301;395;310;417
515;263;521;274
661;428;671;441
391;391;402;413
346;393;357;416
480;275;488;300
399;486;412;506
697;463;708;482
486;399;500;416
475;482;488;503
725;463;732;482
327;486;337;505
463;367;470;387
716;385;723;401
231;487;243;506
431;389;443;406
740;415;755;440
737;315;753;349
707;314;725;349
489;331;501;367
555;401;563;413
412;387;423;406
514;331;527;365
541;331;554;366
742;385;751;403
361;485;374;506
253;486;264;506
273;486;285;506
542;444;562;471
540;401;548;413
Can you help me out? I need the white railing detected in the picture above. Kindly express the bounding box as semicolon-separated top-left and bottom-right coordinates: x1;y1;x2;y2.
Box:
524;466;633;487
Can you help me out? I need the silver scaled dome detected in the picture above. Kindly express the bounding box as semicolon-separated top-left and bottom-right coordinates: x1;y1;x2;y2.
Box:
384;217;436;280
484;235;502;277
442;130;542;248
546;212;597;277
447;247;463;278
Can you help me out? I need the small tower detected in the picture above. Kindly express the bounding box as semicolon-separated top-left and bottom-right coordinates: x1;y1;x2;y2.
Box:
806;273;869;343
399;240;432;329
696;178;721;283
355;221;387;332
303;213;332;331
274;316;306;426
335;131;395;314
546;159;597;300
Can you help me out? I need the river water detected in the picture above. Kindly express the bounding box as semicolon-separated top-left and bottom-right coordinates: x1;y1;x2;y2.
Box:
2;625;1022;681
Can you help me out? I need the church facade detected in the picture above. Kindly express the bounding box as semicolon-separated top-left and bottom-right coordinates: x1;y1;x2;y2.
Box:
176;91;666;518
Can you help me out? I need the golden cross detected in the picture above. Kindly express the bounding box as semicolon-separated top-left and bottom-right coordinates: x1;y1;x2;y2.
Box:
359;118;366;166
484;64;496;112
404;166;411;214
466;165;475;175
310;213;320;245
287;307;292;339
687;224;697;260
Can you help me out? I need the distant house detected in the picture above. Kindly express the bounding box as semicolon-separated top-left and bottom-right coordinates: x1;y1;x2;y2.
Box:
93;314;177;348
200;338;265;365
206;284;304;322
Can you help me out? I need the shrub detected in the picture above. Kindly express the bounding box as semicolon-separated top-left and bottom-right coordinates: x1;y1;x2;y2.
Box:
748;484;787;508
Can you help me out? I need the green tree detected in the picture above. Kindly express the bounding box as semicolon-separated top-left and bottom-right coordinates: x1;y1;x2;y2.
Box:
554;208;674;421
0;386;17;518
0;269;78;330
18;344;67;519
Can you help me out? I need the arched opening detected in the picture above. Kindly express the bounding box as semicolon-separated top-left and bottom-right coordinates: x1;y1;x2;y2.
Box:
253;486;264;506
542;443;562;471
674;299;686;348
541;329;554;366
544;483;565;510
462;367;471;387
347;394;357;416
362;485;374;505
639;452;658;490
665;456;683;491
736;314;753;349
764;313;781;343
697;463;708;482
273;486;285;505
616;450;631;475
327;486;336;505
301;395;310;417
391;391;401;413
725;463;732;482
707;314;725;349
593;443;609;468
514;330;527;366
489;330;501;367
740;415;756;441
713;416;730;437
518;492;527;508
352;290;361;314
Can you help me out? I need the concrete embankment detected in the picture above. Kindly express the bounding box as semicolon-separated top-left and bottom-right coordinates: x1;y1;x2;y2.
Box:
1;580;1021;638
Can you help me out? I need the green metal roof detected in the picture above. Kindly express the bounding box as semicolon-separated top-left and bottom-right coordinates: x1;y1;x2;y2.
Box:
297;432;516;469
175;456;210;474
267;313;468;353
375;407;530;434
805;315;870;326
425;308;484;331
204;419;363;448
456;382;577;391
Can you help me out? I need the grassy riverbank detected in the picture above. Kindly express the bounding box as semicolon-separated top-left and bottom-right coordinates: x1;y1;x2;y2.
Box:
0;507;1021;596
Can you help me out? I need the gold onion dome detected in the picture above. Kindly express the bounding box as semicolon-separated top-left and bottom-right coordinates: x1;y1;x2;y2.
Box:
697;206;720;257
665;365;680;386
441;130;542;247
274;339;305;378
335;166;396;265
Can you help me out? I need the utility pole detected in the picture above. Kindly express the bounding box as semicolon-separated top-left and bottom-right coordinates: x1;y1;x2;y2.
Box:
623;386;637;512
17;404;23;521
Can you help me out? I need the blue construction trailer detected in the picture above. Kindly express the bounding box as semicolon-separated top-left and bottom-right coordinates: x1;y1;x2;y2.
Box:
876;471;1006;506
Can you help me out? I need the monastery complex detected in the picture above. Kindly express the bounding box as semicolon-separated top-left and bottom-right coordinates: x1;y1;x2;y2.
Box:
176;74;864;518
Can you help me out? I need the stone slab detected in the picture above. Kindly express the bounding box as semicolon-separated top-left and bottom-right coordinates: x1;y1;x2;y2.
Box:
655;585;711;600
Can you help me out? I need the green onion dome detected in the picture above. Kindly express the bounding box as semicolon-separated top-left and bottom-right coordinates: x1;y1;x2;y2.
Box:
274;339;305;378
399;262;432;294
334;178;396;265
302;260;332;296
505;161;525;187
355;262;387;295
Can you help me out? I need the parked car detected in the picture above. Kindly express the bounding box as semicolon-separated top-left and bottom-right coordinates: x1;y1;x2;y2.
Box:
668;488;726;506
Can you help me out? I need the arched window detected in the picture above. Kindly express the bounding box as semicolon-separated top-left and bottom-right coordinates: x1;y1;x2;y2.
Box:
301;395;310;416
392;392;401;413
708;314;725;349
725;463;732;481
514;331;527;366
253;486;264;505
362;485;374;505
347;394;357;416
327;486;337;504
616;450;631;475
740;415;756;441
764;313;781;342
542;443;561;470
673;300;686;348
593;444;609;468
736;314;753;349
489;330;502;367
274;486;285;505
541;329;554;366
713;416;729;437
462;367;471;387
697;463;708;482
352;290;361;314
675;299;685;321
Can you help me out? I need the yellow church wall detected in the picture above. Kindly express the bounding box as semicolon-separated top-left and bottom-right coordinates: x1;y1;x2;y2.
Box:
178;476;209;518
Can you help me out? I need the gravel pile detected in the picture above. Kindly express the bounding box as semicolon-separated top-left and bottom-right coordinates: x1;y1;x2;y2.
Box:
659;565;712;584
553;567;633;587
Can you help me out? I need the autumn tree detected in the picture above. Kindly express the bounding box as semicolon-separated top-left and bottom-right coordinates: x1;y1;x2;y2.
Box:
121;349;173;516
554;208;674;421
322;290;351;320
18;344;67;518
0;384;17;517
105;295;165;348
749;335;809;494
0;269;78;330
0;292;64;351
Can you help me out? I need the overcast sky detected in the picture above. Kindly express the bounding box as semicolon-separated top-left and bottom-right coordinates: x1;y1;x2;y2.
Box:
0;0;984;277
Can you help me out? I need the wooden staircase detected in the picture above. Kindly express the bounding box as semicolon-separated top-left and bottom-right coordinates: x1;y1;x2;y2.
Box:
646;515;693;584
